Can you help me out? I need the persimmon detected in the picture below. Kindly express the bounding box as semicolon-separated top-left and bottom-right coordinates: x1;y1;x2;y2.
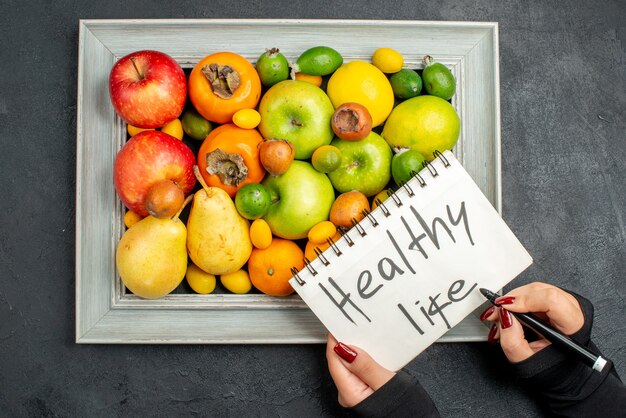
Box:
197;124;266;198
329;190;370;228
331;102;372;141
248;238;304;296
145;179;185;218
189;52;262;124
258;139;294;175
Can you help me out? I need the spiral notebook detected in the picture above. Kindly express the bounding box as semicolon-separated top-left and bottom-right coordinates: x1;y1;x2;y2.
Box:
290;151;533;371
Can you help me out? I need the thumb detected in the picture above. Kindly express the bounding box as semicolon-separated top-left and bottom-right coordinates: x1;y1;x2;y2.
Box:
333;341;395;390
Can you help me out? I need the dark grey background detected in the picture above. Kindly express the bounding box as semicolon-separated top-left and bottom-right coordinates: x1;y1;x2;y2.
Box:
1;0;624;416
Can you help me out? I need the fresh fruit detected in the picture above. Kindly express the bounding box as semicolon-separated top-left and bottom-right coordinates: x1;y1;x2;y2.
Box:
113;130;196;217
381;95;460;160
187;167;252;275
305;231;342;261
250;218;273;249
255;48;290;87
127;125;153;137
186;263;217;294
262;160;335;239
258;139;295;176
327;61;394;127
292;46;343;76
258;80;335;159
232;108;261;129
331;102;372;141
327;132;392;197
371;189;390;210
422;55;456;100
329;190;370;228
197;124;265;198
372;47;404;73
235;183;271;220
220;269;252;294
181;109;212;141
188;52;262;124
123;210;143;228
161;118;184;140
391;149;427;186
248;238;304;296
390;69;422;99
145;179;185;219
294;73;323;87
109;50;187;129
308;221;337;245
311;145;342;173
116;201;190;299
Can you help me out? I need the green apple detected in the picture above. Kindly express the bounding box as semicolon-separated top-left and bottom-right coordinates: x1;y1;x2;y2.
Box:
328;132;392;197
262;161;335;239
258;80;335;160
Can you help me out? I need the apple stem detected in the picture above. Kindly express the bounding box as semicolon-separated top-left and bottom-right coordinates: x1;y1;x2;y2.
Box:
130;57;144;80
193;165;211;193
172;194;194;221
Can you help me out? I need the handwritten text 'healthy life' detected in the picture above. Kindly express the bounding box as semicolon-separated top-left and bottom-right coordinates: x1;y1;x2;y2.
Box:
318;201;478;335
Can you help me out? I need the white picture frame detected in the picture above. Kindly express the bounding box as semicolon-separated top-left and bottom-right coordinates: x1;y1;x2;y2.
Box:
76;19;500;343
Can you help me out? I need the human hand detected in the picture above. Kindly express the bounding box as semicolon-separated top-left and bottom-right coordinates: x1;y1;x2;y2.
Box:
480;282;585;363
326;334;395;408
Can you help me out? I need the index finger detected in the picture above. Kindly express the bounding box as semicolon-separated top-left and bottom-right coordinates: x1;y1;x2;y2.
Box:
326;334;365;393
500;285;584;334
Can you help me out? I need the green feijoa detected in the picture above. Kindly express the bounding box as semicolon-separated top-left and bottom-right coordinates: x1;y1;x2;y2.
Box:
294;46;343;76
391;149;427;186
422;55;456;100
181;109;213;141
255;48;290;87
389;69;422;99
234;183;271;220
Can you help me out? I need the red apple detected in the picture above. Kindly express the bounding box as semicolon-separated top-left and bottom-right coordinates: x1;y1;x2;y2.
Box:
114;131;196;217
109;50;187;129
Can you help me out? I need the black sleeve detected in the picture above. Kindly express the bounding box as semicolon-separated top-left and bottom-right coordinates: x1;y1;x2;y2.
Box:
350;369;440;418
510;291;626;416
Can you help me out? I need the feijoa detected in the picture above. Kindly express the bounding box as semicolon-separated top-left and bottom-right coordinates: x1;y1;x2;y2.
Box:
391;149;427;186
422;55;456;100
389;69;422;99
181;109;213;141
255;48;290;87
294;46;343;76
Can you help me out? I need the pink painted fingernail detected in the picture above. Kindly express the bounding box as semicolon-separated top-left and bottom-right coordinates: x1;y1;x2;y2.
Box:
499;308;513;329
480;305;496;321
495;296;516;305
487;323;498;344
334;342;357;363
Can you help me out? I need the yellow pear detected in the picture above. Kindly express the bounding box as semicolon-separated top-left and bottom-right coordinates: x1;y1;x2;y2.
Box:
187;167;252;275
116;198;191;299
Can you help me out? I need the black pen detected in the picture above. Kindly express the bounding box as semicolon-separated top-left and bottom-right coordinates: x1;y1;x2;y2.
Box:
479;288;608;372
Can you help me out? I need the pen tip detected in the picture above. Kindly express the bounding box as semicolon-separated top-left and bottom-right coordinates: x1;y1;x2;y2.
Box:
479;288;489;296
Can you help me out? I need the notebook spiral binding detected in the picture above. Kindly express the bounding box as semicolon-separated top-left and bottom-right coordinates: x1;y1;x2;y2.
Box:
291;150;451;286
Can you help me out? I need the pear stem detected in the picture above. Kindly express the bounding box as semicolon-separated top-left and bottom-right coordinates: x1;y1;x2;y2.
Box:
193;165;211;193
172;194;194;221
